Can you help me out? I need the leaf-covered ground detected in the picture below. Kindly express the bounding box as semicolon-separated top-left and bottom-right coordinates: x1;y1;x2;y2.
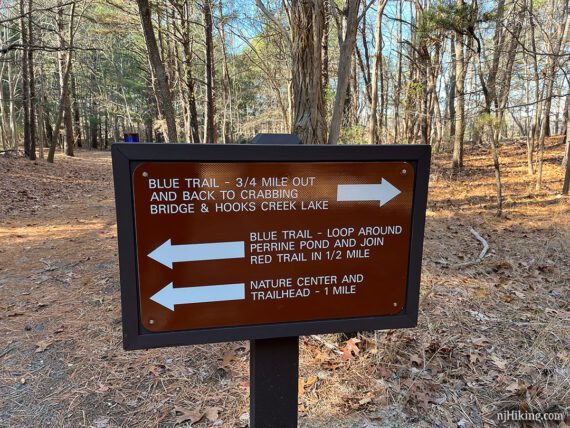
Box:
0;142;568;427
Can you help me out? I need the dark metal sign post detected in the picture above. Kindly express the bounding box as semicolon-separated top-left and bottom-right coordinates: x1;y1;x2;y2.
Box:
111;137;430;428
250;336;299;427
249;135;300;428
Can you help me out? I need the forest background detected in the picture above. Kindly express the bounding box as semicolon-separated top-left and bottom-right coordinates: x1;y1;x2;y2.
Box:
1;1;569;426
1;0;570;210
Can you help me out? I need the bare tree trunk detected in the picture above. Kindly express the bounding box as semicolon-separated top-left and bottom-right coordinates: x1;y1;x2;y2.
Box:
447;38;456;147
368;0;387;145
529;0;541;173
217;0;232;143
562;95;569;168
563;152;570;194
179;2;200;144
357;12;371;105
27;0;37;160
7;57;17;150
47;2;76;163
20;0;31;158
57;4;74;157
136;0;178;143
291;0;326;145
327;0;360;145
393;0;403;144
322;0;329;90
203;0;217;144
71;74;82;147
0;54;8;150
452;28;465;169
536;10;570;190
37;64;46;158
563;103;570;194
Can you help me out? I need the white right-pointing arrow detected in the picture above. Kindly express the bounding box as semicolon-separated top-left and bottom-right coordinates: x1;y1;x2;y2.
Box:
337;178;402;206
148;239;245;269
150;282;246;311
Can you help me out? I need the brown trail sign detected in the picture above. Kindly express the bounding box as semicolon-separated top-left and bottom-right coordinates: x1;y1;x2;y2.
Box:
112;142;430;428
112;143;430;349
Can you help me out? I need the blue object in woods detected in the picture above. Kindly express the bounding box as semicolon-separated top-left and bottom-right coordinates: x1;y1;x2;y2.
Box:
124;133;139;143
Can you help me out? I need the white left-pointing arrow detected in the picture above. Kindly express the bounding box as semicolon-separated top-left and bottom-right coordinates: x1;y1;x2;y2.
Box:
148;239;245;269
337;178;402;207
150;282;245;311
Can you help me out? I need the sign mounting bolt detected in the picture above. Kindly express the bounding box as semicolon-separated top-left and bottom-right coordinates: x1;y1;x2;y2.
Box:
393;302;398;307
142;172;149;177
401;169;407;175
148;319;155;325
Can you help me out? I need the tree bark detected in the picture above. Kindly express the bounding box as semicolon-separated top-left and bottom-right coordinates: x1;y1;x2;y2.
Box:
71;74;81;147
536;9;570;190
291;0;326;145
367;0;387;144
27;0;36;160
393;0;403;144
452;28;465;169
57;4;74;157
217;0;232;143
322;0;329;90
563;102;570;194
562;95;569;168
136;0;178;143
47;2;75;163
327;0;360;145
203;0;217;144
19;0;31;158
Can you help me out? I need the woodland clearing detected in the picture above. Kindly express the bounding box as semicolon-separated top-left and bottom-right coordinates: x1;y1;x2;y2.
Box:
0;141;568;428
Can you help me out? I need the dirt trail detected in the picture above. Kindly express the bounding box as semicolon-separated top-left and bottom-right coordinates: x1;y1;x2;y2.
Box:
0;145;568;427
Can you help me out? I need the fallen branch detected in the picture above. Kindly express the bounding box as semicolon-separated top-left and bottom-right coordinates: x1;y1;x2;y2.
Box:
452;227;490;268
470;227;490;261
310;335;342;355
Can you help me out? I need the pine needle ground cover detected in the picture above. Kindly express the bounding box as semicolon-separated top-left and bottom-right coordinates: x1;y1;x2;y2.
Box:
0;142;568;427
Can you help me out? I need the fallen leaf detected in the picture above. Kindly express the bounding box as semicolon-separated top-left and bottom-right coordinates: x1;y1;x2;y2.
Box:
469;352;482;364
506;380;527;395
340;338;361;361
220;348;236;368
410;354;423;366
174;406;204;425
305;375;318;388
148;364;165;376
491;355;507;370
35;339;53;353
314;351;328;363
204;406;221;422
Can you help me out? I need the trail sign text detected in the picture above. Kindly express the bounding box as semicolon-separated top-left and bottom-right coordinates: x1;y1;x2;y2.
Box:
112;144;430;350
